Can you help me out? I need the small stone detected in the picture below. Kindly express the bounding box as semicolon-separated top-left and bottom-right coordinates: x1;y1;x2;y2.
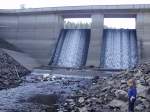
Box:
66;99;74;103
120;80;126;84
134;70;142;77
79;107;88;112
78;97;85;103
107;81;114;85
140;77;146;85
101;86;111;92
147;87;150;94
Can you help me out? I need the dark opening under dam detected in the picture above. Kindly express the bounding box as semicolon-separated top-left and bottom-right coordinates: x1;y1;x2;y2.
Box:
50;29;138;69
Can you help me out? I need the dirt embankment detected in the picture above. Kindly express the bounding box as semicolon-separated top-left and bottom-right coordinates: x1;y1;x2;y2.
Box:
0;49;29;90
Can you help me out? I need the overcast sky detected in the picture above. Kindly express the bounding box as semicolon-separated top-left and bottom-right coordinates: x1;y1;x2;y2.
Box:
0;0;148;29
0;0;150;9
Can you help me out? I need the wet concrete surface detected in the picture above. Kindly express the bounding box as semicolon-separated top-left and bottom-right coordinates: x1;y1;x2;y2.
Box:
32;67;118;79
0;72;92;112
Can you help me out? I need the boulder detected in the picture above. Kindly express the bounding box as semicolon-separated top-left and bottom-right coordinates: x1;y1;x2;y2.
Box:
115;90;128;101
108;99;126;109
137;84;148;98
78;107;88;112
135;104;145;111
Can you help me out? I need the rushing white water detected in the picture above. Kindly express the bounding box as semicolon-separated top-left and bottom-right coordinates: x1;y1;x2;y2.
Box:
51;29;90;68
101;29;138;69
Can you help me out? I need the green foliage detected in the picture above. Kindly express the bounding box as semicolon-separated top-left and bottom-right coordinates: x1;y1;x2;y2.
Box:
64;21;108;29
64;21;91;29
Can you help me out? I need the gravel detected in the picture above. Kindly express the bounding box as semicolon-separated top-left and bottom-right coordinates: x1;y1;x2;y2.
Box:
0;48;29;90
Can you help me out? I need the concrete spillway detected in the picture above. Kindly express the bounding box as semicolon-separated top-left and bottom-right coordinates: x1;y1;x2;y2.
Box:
51;29;90;68
101;29;138;69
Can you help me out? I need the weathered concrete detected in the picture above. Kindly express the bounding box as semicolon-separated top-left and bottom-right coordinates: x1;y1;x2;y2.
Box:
86;14;104;66
136;13;150;62
3;49;41;70
0;14;63;65
0;4;150;17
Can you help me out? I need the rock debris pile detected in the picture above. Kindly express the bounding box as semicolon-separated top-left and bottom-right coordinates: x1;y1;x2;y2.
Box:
61;63;150;112
0;49;29;90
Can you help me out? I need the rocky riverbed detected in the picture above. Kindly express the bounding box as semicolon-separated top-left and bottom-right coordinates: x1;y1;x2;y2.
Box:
0;72;92;112
61;63;150;112
0;49;150;112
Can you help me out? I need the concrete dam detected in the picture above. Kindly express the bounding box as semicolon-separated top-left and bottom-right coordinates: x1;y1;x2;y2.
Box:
0;4;150;70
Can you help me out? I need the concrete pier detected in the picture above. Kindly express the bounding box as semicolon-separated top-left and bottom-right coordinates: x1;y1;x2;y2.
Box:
87;14;104;66
136;13;150;62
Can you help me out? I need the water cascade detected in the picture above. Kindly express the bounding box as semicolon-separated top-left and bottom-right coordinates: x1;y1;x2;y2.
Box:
101;29;138;69
51;29;90;68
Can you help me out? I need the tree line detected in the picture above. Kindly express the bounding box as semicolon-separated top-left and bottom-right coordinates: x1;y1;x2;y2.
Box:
64;21;109;29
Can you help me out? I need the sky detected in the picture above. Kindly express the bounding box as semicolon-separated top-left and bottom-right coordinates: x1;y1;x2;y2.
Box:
0;0;148;29
0;0;150;9
65;18;136;29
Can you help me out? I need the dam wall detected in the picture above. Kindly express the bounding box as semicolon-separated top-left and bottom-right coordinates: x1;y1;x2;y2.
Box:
136;13;150;62
0;4;150;68
0;14;63;65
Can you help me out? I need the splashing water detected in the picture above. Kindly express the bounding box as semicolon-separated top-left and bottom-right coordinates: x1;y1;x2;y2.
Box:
101;29;138;69
51;29;90;68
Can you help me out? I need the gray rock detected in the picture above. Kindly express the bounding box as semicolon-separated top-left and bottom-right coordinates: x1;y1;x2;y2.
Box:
137;84;148;98
78;97;85;103
108;99;126;109
147;87;150;94
135;104;145;111
120;79;126;84
115;89;128;101
78;107;88;112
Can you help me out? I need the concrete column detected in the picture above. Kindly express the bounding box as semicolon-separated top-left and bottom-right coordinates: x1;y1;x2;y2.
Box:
136;13;150;62
86;14;104;67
